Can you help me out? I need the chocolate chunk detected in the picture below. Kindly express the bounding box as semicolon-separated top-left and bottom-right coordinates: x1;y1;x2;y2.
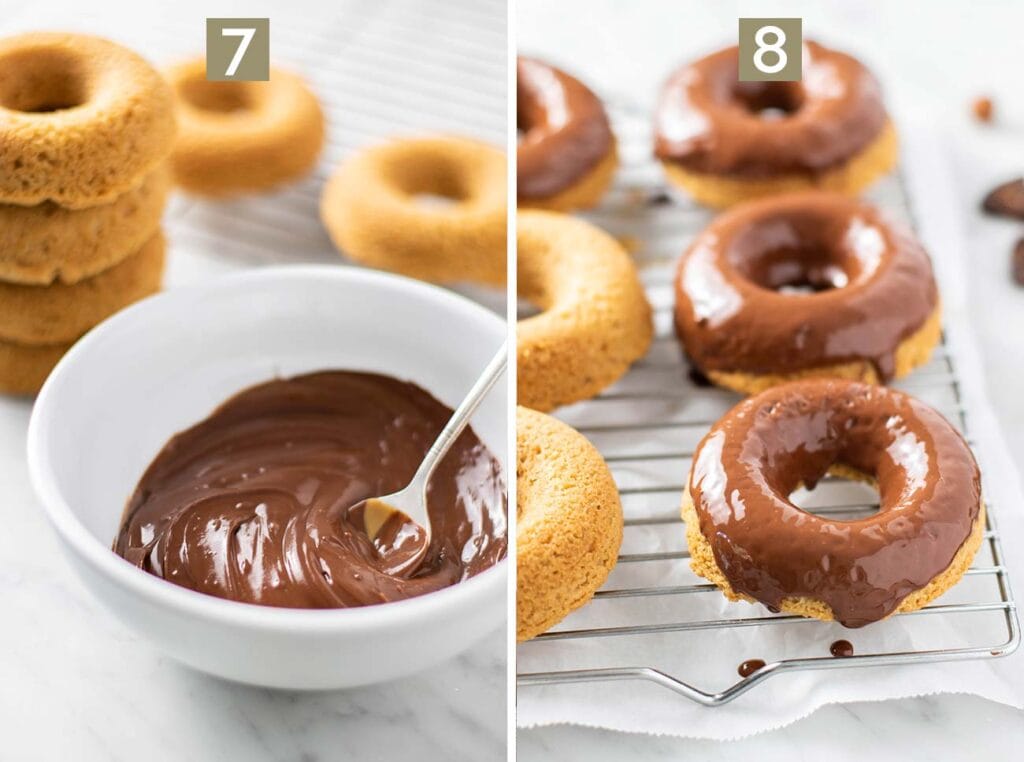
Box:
982;178;1024;220
1013;238;1024;286
972;96;994;123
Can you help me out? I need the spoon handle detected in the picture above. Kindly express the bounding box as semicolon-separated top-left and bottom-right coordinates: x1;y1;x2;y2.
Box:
411;341;508;492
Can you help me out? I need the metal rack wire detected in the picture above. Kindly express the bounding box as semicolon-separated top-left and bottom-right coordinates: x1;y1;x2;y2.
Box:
516;102;1020;706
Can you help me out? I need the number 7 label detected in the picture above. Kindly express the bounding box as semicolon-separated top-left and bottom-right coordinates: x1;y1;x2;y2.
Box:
206;18;270;81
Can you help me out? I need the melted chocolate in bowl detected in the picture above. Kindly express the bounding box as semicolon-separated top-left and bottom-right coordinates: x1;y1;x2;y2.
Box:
113;371;507;608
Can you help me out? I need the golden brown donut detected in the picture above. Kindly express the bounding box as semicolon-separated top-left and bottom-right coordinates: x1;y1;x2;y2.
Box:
0;32;175;209
674;192;940;394
517;57;617;211
0;337;69;395
518;210;652;411
320;136;506;286
516;406;623;642
166;59;324;196
0;167;169;285
0;231;165;345
684;379;984;627
654;41;896;208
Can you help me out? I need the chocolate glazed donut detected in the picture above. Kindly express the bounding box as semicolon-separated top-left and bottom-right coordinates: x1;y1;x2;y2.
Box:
674;191;941;393
655;42;886;177
517;57;616;211
654;41;896;207
685;379;984;627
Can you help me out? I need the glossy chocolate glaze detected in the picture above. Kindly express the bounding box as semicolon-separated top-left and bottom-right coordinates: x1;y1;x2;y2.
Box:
114;371;507;608
674;192;937;380
517;56;613;198
654;42;887;177
689;379;981;627
830;639;855;657
738;659;765;677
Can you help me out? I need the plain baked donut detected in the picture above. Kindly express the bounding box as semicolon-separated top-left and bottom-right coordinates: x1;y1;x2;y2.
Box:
654;41;896;208
518;210;652;411
517;56;617;211
0;32;175;208
516;406;623;642
320;136;506;286
0;337;69;395
0;166;168;285
166;59;324;196
674;192;941;394
0;230;165;345
684;379;984;627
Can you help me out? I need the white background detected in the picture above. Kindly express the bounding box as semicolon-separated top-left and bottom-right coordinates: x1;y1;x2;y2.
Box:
517;0;1024;759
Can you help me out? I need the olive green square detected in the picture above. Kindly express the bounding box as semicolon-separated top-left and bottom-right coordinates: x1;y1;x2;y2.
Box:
738;18;802;82
206;18;270;81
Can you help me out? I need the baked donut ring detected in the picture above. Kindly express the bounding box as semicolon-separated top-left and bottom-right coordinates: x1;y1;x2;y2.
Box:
0;33;175;208
0;166;169;285
166;59;325;196
0;231;165;345
321;136;506;286
684;379;984;627
517;57;617;211
518;210;652;411
654;41;896;208
674;192;940;394
516;406;623;641
0;338;69;395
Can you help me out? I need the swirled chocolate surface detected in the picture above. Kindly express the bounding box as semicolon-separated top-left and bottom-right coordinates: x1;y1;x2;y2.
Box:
674;192;937;380
517;56;614;198
114;371;507;608
654;41;887;177
689;379;981;627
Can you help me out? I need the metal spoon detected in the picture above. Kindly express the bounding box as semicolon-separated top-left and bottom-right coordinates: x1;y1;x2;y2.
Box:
360;341;507;575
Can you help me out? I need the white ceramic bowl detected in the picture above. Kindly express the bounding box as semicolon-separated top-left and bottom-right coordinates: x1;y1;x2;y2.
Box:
27;266;508;690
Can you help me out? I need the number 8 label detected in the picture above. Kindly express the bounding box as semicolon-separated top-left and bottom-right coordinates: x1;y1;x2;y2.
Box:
738;18;802;82
753;25;787;74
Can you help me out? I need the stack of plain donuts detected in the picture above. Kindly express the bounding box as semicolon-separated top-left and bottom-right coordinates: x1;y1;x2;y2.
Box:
0;32;176;394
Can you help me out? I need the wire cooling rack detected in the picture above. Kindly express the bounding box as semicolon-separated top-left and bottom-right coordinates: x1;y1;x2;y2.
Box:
516;102;1020;706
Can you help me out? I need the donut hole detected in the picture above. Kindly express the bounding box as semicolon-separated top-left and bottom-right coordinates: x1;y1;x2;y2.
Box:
413;193;460;211
517;299;542;320
728;213;889;295
385;159;475;209
741;244;853;294
732;81;804;120
760;408;906;523
177;76;257;113
789;473;882;521
0;49;89;113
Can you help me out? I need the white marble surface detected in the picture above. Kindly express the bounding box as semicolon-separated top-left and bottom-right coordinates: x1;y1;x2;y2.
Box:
0;1;508;759
517;0;1024;757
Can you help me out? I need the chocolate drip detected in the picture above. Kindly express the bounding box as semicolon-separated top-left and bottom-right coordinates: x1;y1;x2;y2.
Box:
674;192;938;381
689;380;980;627
517;56;613;198
654;41;887;178
114;371;507;608
738;659;765;677
830;639;855;657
